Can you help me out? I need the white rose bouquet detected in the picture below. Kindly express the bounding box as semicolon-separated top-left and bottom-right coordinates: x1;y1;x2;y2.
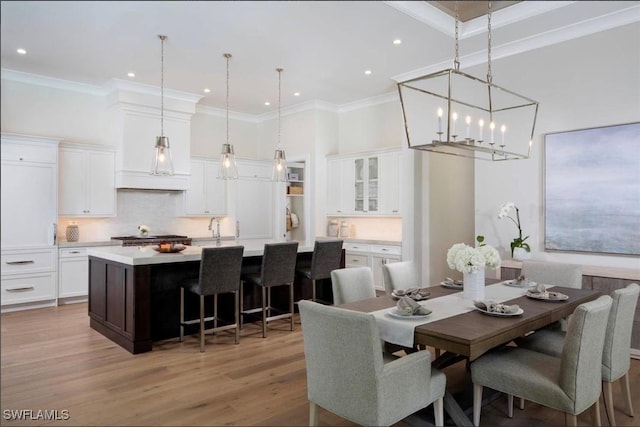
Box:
447;236;501;274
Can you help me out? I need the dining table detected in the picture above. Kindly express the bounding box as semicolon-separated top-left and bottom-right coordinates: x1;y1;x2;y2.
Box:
337;279;601;427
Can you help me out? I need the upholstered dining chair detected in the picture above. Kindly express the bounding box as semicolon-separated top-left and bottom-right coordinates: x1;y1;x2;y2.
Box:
514;283;639;426
295;239;343;303
521;260;583;288
330;266;376;305
298;300;446;426
470;295;612;427
382;260;419;295
240;241;298;338
179;245;244;352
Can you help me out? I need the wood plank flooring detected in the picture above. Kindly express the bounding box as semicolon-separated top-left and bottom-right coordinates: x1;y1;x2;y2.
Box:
1;303;638;426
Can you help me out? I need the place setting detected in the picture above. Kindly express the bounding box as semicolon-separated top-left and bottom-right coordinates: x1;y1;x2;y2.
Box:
386;296;432;320
440;277;463;290
390;288;431;301
501;274;537;288
473;299;524;317
525;283;569;302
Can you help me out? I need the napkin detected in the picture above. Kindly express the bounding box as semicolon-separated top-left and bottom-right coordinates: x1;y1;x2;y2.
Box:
474;299;520;314
396;296;432;316
443;277;463;286
528;283;548;294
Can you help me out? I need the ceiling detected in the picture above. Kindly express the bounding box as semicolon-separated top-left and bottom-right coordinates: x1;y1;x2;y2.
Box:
1;1;637;116
427;1;520;22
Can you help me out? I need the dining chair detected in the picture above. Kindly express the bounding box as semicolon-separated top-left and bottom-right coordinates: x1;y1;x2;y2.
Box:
298;300;446;426
382;260;419;295
470;295;613;427
240;241;299;338
521;260;583;288
295;239;343;303
330;266;376;305
514;283;639;426
179;245;244;352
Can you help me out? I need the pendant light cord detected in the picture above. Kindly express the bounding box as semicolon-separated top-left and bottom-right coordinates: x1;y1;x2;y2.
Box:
487;1;493;84
159;35;166;137
224;53;231;145
277;68;283;149
454;1;460;70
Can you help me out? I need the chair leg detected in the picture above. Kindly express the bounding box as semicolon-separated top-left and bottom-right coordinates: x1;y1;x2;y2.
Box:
290;283;294;331
565;412;577;427
213;293;218;330
621;372;634;417
435;348;441;358
434;397;444;427
309;401;318;427
473;384;483;427
507;394;514;418
234;291;240;344
179;287;185;342
519;397;525;410
603;380;615;427
592;400;601;427
239;281;244;330
262;286;267;338
199;295;205;353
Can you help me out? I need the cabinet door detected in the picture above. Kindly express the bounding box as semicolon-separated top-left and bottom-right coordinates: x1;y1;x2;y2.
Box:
86;151;115;216
204;161;227;215
59;256;88;298
326;159;343;214
184;160;206;215
379;152;400;215
367;156;379;213
59;149;88;215
236;179;274;239
341;158;356;214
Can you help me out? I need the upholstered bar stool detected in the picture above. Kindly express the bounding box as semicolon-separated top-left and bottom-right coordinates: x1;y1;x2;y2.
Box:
179;245;244;352
295;239;343;303
240;241;299;338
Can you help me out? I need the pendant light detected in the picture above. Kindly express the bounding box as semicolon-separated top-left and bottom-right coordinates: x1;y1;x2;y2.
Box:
151;34;175;175
217;53;238;180
272;67;287;182
397;1;539;161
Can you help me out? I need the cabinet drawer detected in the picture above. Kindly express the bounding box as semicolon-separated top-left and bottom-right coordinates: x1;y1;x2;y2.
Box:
59;247;88;258
1;142;57;164
345;254;368;266
370;244;401;256
1;249;56;275
344;243;371;253
1;273;56;305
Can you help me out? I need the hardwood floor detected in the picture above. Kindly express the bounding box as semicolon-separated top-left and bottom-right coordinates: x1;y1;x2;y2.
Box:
1;303;638;426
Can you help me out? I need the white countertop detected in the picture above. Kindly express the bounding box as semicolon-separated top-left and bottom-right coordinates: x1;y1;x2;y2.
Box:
87;239;315;266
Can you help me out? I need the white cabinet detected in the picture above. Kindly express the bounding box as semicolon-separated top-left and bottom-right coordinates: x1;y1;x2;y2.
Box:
344;242;401;290
184;158;227;216
58;247;88;300
233;160;274;239
59;145;115;216
378;151;400;215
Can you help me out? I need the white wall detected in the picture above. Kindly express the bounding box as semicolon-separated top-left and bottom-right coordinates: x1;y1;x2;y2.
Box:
338;101;404;153
475;24;640;270
190;111;260;158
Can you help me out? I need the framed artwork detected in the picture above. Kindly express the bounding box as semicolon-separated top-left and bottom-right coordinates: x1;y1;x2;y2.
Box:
544;122;640;256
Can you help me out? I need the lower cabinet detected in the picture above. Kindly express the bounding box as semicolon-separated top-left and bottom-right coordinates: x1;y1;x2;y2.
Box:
1;247;57;311
58;247;89;301
344;242;401;291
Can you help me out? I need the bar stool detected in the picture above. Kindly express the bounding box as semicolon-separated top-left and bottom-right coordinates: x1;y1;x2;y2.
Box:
240;242;299;338
295;239;343;303
179;245;244;352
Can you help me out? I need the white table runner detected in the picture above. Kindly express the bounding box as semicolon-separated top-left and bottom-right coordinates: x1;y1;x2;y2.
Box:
372;282;536;347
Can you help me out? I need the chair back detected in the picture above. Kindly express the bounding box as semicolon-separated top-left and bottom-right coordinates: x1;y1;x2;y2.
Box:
309;240;343;280
521;260;582;288
382;261;418;294
260;242;299;287
298;300;385;422
330;267;376;305
559;295;612;413
198;246;244;295
602;283;640;382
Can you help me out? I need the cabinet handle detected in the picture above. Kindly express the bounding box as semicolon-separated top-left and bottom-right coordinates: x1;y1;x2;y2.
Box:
381;248;389;251
69;251;82;254
6;286;35;292
6;260;35;265
392;210;398;213
352;259;359;263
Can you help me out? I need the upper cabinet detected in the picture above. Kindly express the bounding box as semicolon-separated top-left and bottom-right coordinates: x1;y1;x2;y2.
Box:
183;158;227;216
59;145;116;217
326;149;401;216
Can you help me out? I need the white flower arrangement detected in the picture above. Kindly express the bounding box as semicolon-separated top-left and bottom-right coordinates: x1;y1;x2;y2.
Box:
138;225;150;234
498;202;530;257
447;238;501;274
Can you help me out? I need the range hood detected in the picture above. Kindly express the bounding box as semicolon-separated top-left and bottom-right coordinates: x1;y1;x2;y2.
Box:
106;80;202;190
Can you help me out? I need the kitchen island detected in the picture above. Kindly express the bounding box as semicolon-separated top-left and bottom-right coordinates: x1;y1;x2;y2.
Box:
87;240;324;354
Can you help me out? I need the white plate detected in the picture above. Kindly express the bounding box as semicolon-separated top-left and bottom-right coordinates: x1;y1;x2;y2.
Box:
391;291;430;301
526;291;569;301
475;307;524;317
502;279;537;288
386;309;431;320
441;282;463;289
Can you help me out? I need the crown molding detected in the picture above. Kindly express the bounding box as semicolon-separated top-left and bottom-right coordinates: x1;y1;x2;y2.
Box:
392;4;640;83
105;78;203;104
0;68;106;96
338;91;399;113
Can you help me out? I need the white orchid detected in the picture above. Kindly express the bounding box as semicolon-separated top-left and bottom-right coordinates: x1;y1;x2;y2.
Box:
498;201;516;219
497;202;530;256
138;224;150;233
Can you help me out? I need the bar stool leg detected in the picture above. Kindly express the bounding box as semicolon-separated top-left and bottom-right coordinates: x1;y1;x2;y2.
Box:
290;282;294;331
312;279;317;302
234;291;240;344
199;295;205;353
239;281;244;330
213;293;218;331
262;286;267;338
179;287;185;342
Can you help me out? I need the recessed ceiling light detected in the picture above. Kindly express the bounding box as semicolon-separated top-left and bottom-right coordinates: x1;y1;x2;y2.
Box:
127;72;135;78
16;48;27;55
393;39;402;45
264;101;271;106
294;92;300;97
203;88;211;93
364;70;372;75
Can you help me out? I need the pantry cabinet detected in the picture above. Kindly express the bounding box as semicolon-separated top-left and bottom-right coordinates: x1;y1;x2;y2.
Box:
59;145;115;217
233;160;274;239
184;158;227;216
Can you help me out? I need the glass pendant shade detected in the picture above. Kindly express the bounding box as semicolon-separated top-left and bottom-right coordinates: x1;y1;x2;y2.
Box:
271;148;287;182
151;136;174;175
218;143;238;179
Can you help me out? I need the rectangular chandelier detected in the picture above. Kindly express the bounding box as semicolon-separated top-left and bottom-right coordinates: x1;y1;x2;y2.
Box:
397;68;539;161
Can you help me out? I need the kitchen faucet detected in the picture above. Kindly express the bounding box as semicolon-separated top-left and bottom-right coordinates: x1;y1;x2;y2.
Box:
208;217;221;244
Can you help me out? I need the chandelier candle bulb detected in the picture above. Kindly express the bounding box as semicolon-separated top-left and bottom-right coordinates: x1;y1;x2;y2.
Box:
437;107;443;134
490;122;496;145
465;115;471;140
451;112;458;138
478;119;485;142
501;125;506;145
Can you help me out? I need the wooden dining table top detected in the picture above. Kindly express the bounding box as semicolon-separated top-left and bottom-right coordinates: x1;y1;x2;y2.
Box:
338;281;601;361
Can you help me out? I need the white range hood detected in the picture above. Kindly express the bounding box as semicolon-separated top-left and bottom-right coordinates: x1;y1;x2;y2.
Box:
106;80;202;190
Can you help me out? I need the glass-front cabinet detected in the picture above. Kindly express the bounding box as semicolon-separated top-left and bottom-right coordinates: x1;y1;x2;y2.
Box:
354;156;378;213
